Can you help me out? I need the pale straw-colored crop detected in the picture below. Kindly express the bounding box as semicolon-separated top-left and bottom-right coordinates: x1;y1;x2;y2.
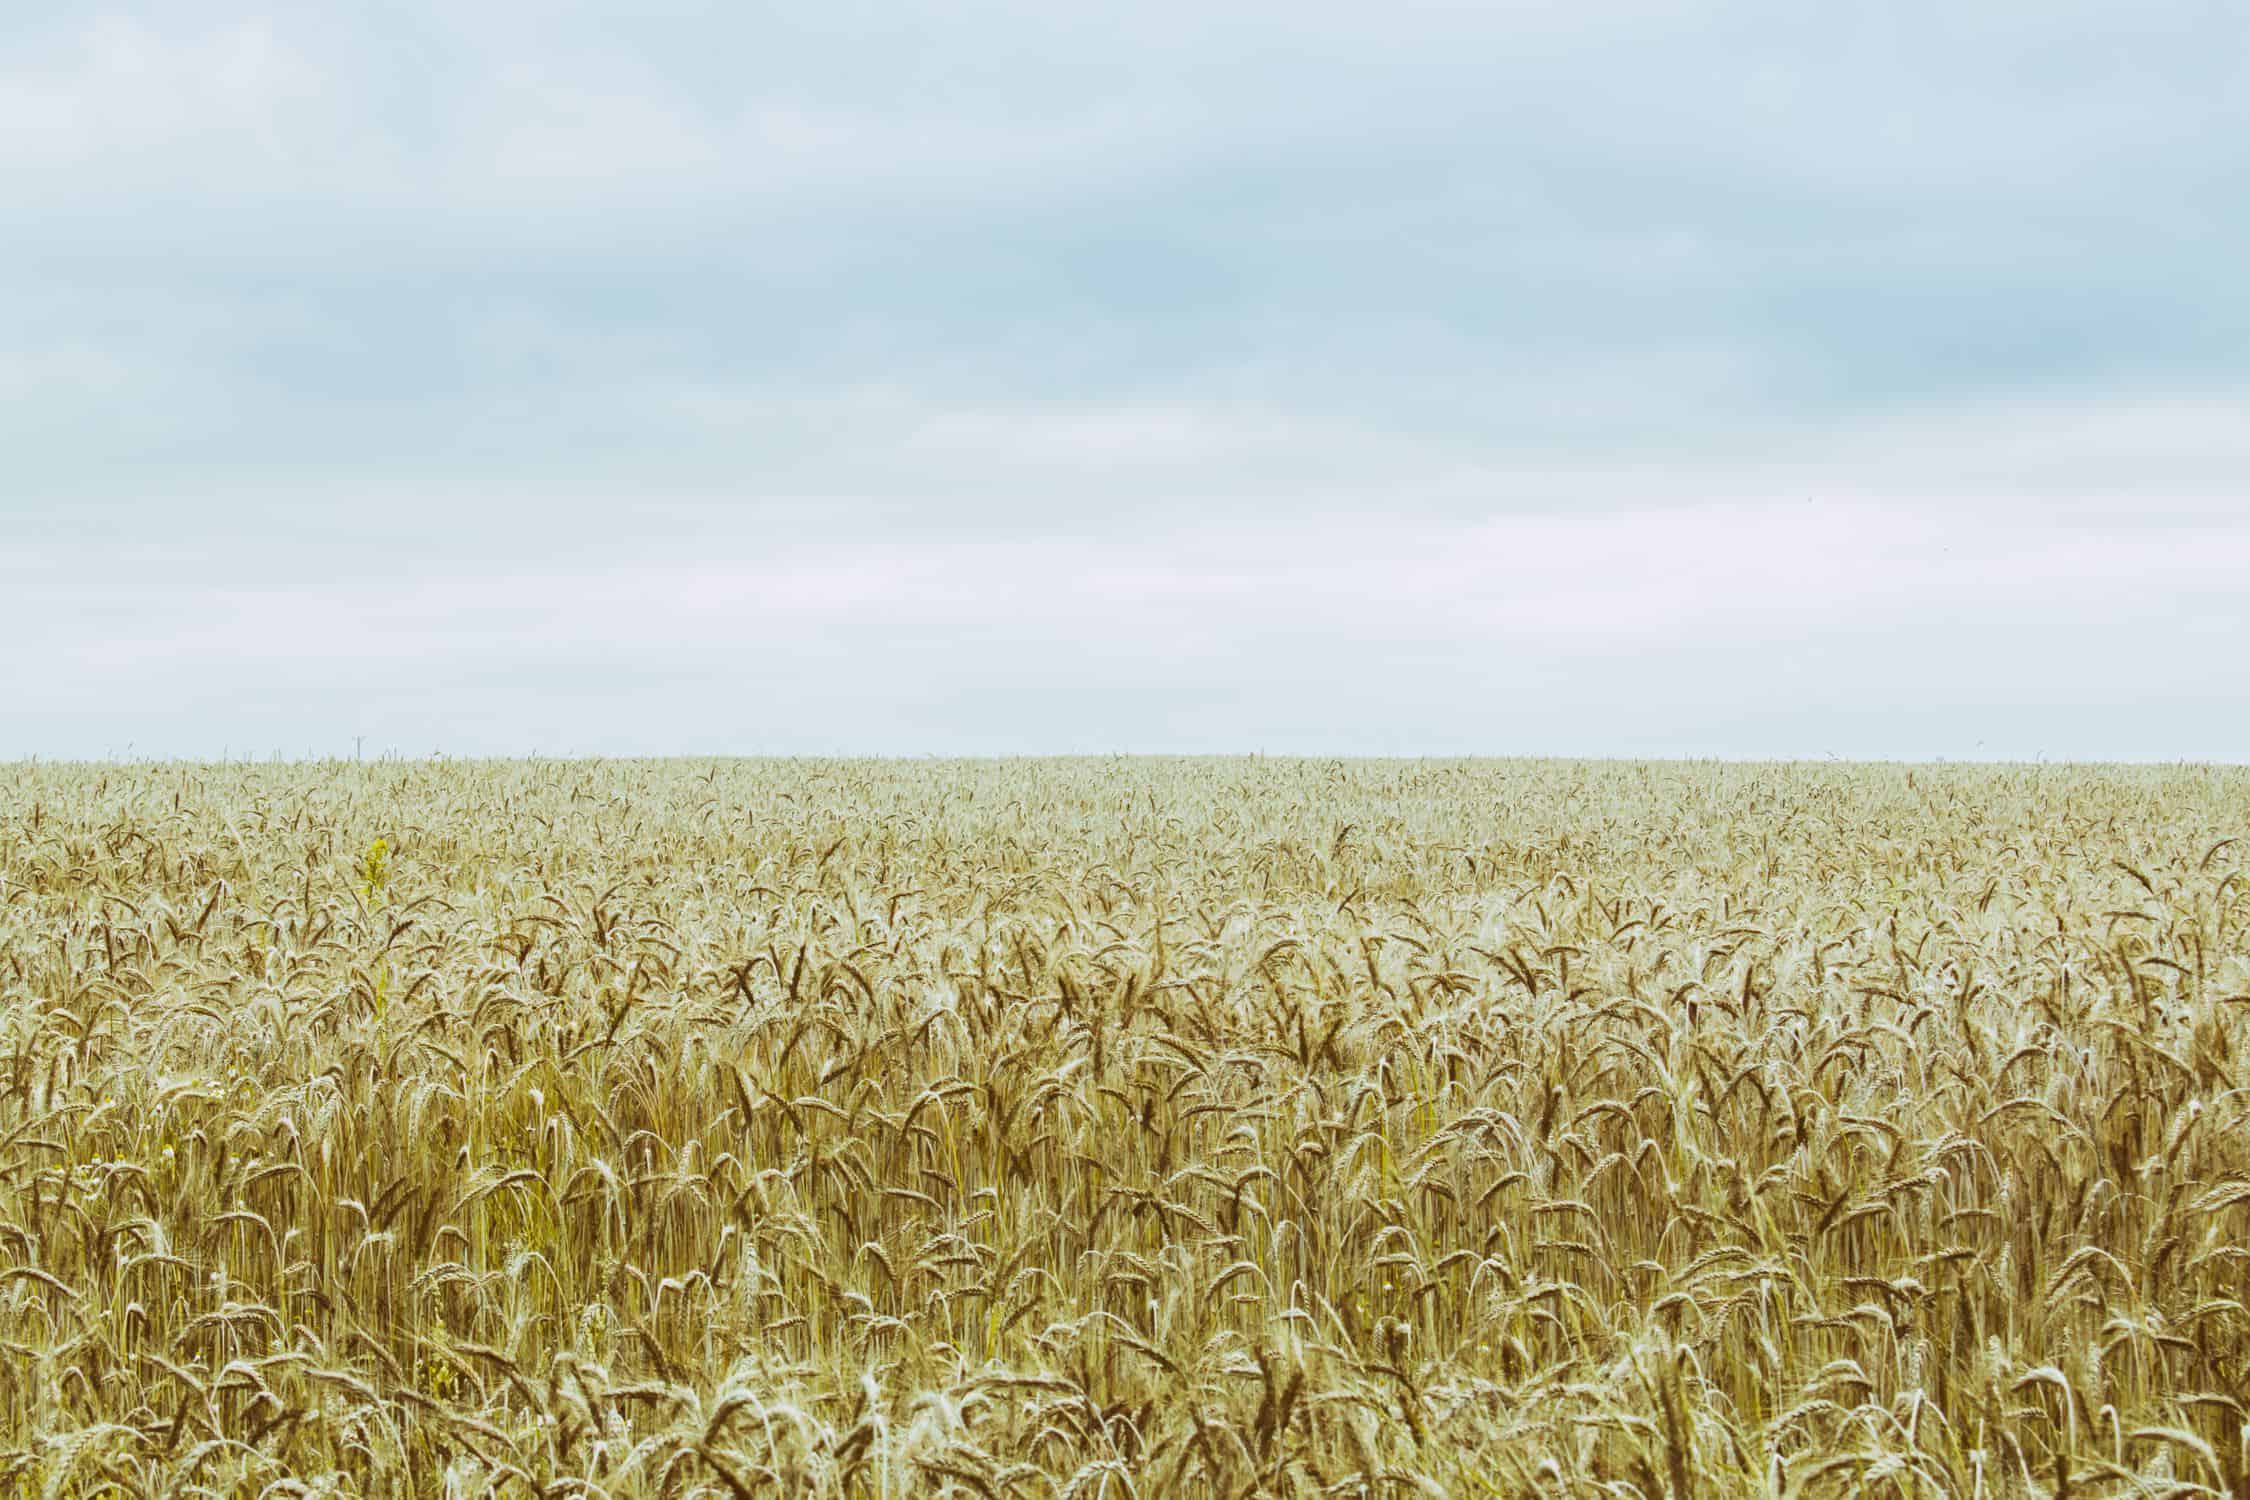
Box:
0;757;2245;1496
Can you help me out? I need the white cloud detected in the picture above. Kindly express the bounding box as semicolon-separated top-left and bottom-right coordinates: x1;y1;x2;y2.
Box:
15;466;2244;732
0;17;326;170
902;400;1301;465
1804;391;2250;501
2;1;2244;757
0;344;136;400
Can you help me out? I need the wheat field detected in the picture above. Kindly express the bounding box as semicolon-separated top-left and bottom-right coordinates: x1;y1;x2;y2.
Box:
2;757;2246;1496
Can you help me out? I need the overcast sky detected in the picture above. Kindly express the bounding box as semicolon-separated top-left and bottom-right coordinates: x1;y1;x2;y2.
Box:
7;1;2246;760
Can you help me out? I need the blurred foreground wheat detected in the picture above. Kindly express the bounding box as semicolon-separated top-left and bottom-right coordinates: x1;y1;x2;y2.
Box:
2;757;2247;1496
